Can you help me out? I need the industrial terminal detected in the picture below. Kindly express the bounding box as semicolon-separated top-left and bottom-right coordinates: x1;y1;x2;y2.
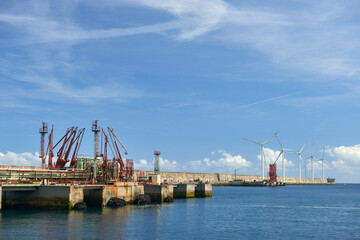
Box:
0;121;333;210
0;121;211;210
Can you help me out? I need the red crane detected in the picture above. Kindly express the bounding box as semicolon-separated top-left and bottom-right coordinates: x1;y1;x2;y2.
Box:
126;159;134;181
69;128;85;168
44;126;85;169
107;127;128;180
99;127;129;181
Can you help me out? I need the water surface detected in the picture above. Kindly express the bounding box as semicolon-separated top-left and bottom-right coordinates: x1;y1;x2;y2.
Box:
1;184;359;239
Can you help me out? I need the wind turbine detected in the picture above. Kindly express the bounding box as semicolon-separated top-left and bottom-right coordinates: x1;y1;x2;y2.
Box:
274;134;297;183
297;142;307;183
318;147;329;182
244;132;277;180
306;145;317;183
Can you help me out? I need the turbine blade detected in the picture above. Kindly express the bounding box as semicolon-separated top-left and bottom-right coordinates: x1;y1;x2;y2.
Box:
263;133;276;145
300;142;307;153
244;138;262;145
275;134;283;149
274;150;283;164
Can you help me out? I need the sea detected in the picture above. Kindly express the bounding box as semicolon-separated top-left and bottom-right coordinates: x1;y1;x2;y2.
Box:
1;184;359;240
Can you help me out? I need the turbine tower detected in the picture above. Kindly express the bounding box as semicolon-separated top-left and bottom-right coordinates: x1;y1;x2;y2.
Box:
244;132;276;180
306;145;317;183
318;147;329;182
274;134;297;183
297;142;306;183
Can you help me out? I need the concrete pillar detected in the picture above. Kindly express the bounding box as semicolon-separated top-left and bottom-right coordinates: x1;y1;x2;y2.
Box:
144;184;173;202
115;182;144;203
195;183;212;197
102;182;145;206
173;183;195;198
69;186;84;208
102;185;117;207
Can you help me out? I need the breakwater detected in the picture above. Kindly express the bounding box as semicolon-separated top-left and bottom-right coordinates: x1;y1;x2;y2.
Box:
0;181;211;210
135;170;334;184
0;165;333;184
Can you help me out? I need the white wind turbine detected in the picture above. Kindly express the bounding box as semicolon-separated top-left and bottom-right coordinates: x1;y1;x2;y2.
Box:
297;142;307;183
318;147;329;183
306;145;317;183
244;132;277;180
274;133;297;183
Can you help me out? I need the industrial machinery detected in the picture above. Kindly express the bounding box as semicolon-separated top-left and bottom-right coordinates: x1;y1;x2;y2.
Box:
45;126;85;169
41;121;134;184
269;163;277;183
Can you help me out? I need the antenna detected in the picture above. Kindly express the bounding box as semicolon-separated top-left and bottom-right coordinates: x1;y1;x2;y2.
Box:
244;132;276;180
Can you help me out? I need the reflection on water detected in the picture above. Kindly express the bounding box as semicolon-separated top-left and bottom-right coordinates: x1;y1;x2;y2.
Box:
1;185;360;240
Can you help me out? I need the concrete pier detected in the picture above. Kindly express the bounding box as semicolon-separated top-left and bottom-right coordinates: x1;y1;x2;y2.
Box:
173;183;195;198
1;182;146;209
195;183;212;197
144;184;173;202
0;182;210;210
1;185;83;209
102;182;144;205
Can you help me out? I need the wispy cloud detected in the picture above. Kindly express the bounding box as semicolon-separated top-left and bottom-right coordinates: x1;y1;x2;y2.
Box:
1;0;359;79
1;0;359;111
130;0;359;78
233;94;292;110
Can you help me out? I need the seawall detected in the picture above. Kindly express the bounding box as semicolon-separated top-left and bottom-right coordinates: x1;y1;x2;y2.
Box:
135;170;333;184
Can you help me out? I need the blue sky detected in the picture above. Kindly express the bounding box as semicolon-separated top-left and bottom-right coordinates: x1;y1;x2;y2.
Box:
0;0;360;182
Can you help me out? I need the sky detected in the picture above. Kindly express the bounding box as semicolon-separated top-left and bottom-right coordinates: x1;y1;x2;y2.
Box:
0;0;359;183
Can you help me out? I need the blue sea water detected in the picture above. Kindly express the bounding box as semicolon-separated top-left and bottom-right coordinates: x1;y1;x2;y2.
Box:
1;184;360;239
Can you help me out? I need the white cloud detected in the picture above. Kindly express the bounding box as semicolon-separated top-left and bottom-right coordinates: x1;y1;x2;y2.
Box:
258;147;295;168
189;149;251;173
325;144;360;173
133;157;177;171
0;152;41;166
134;159;151;170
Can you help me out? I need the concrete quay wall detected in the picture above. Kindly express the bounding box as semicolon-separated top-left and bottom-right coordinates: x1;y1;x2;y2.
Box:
102;182;144;205
1;182;145;210
2;185;83;209
135;170;328;184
